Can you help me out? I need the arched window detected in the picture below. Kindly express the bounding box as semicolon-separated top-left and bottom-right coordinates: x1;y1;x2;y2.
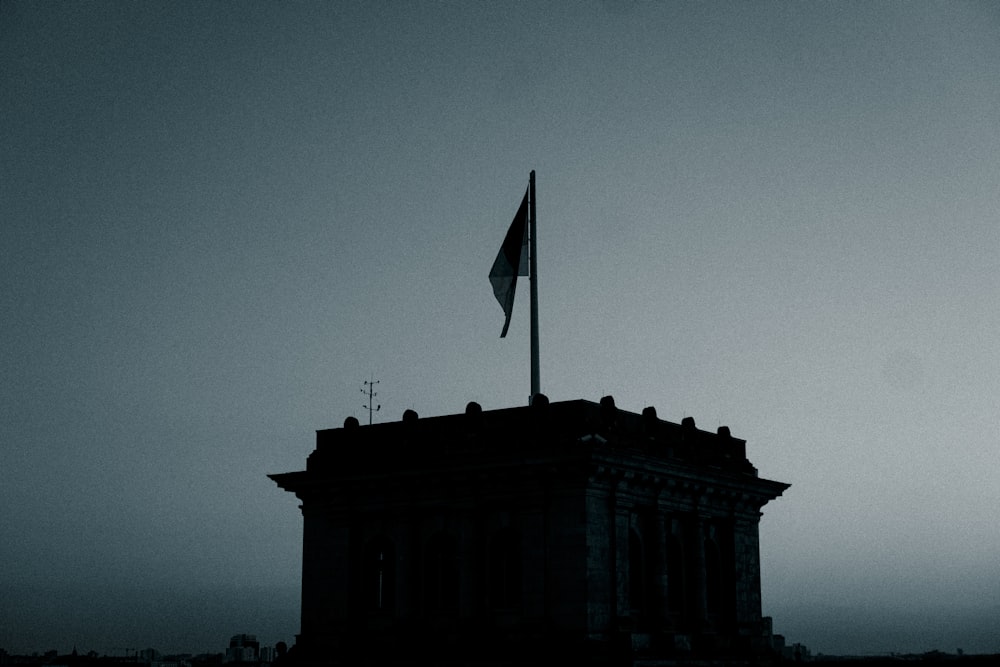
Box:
424;532;459;614
489;528;522;609
704;537;722;616
628;528;645;614
363;536;396;614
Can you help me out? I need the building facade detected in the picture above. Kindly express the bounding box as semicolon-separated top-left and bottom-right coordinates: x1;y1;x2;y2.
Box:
270;396;789;664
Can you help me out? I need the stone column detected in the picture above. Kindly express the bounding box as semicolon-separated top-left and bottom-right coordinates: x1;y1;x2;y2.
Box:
732;515;763;629
583;489;613;639
300;505;350;647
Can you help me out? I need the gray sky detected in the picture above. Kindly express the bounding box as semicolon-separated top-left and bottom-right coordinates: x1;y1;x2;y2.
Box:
2;0;998;657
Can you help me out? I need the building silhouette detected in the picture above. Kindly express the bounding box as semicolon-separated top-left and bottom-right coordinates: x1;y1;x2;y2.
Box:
224;635;259;664
269;396;789;665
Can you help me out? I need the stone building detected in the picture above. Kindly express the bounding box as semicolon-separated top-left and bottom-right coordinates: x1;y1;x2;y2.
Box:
269;396;789;664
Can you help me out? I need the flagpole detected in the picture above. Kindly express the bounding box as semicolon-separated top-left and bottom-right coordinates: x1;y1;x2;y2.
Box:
529;170;540;401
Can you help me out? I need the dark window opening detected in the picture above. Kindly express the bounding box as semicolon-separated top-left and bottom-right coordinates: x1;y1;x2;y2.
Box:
704;537;722;615
424;532;459;615
489;528;522;609
666;534;685;615
628;528;645;614
364;537;396;614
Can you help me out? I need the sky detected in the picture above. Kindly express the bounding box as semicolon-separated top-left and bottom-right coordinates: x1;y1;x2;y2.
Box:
2;0;998;657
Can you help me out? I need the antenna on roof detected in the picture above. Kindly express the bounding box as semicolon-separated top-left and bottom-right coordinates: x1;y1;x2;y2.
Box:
361;375;381;425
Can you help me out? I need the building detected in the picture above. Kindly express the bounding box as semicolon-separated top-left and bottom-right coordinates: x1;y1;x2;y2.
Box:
224;636;258;664
269;396;789;664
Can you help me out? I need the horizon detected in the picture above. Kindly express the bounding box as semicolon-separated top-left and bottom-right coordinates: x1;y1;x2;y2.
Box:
2;0;998;658
3;400;996;657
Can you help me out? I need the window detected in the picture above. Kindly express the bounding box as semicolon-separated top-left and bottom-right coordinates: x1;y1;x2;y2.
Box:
364;536;396;614
628;528;645;614
666;534;685;615
704;537;722;615
489;528;522;609
424;532;459;614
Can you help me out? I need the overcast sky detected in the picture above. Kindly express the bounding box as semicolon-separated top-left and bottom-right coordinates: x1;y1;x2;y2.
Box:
2;0;998;657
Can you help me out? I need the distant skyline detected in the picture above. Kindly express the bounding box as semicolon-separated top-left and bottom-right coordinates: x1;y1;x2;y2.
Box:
2;0;998;657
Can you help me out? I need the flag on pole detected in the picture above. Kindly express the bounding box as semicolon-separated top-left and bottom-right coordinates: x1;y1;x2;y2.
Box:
489;188;529;338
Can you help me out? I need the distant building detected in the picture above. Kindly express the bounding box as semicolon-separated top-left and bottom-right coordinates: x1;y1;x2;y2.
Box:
137;649;161;665
270;396;789;664
224;636;257;664
783;641;812;662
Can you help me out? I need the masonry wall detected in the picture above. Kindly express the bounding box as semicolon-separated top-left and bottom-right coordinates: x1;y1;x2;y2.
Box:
273;399;788;662
298;505;350;648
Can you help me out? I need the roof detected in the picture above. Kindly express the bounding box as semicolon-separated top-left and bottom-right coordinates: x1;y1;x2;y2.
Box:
269;398;789;504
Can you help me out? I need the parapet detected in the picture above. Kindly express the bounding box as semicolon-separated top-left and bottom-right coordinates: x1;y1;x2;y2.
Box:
301;395;756;477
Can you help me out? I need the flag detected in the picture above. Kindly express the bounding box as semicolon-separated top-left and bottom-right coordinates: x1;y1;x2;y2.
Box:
489;187;529;337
